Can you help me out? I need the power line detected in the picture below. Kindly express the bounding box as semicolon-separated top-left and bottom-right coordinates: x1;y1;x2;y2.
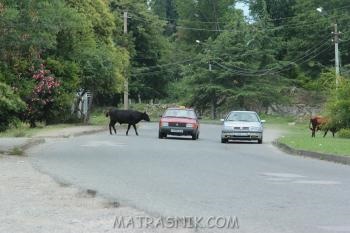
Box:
132;58;198;73
2;7;349;35
212;44;332;77
130;59;196;76
146;3;350;24
130;39;332;77
130;68;178;76
261;4;350;22
130;35;349;77
127;10;348;34
211;37;332;75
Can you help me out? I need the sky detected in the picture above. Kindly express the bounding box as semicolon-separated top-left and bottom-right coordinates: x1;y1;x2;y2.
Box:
235;2;250;18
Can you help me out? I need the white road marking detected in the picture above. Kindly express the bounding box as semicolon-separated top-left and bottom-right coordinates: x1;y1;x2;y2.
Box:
261;172;306;178
293;180;341;185
318;225;350;232
262;173;341;185
266;178;294;182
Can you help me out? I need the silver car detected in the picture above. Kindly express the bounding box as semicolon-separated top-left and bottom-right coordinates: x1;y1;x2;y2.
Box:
221;111;265;144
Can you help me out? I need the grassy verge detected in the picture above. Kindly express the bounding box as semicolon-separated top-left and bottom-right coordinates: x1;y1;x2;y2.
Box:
276;121;350;157
90;108;297;126
90;105;165;124
8;147;25;156
0;123;78;138
90;110;107;125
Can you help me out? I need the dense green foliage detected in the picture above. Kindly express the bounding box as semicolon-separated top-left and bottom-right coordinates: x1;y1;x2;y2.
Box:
149;0;350;119
325;79;350;129
0;0;128;129
0;82;25;131
1;0;350;128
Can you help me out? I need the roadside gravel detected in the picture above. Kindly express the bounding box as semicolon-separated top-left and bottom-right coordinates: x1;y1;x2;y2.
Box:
0;125;192;233
0;157;193;233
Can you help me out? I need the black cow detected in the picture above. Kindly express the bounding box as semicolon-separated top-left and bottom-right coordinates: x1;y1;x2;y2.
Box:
106;109;150;135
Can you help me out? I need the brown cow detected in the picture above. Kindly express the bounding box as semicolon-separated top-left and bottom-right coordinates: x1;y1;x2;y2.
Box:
309;116;338;138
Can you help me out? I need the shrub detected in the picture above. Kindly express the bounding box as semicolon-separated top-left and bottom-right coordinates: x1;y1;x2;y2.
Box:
23;64;61;127
338;128;350;139
325;79;350;129
0;82;26;132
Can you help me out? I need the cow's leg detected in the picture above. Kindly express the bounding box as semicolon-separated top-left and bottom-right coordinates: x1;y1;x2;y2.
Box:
112;124;117;134
133;124;139;136
109;120;114;135
323;129;328;137
109;120;117;135
126;124;131;136
312;129;315;137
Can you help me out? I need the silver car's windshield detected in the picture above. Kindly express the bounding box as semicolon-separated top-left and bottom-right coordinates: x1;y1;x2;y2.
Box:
226;112;259;122
163;109;196;118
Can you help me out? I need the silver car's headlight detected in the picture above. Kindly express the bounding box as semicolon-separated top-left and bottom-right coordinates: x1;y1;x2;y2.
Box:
250;126;262;131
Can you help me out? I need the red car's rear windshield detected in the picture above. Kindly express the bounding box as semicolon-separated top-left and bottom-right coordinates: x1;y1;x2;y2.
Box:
163;109;196;119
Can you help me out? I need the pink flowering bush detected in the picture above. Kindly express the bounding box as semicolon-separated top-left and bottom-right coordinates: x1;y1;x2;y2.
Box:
25;64;61;127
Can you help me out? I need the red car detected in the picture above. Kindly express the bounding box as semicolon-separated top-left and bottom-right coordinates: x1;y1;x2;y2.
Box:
158;107;200;140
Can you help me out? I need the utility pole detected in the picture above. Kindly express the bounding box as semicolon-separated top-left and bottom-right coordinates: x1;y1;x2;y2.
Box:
123;11;129;110
333;23;340;89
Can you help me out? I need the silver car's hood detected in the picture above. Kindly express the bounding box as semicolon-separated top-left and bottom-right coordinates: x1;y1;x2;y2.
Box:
223;121;262;128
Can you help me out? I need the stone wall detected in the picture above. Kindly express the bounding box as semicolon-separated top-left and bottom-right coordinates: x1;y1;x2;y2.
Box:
267;103;323;119
266;88;326;120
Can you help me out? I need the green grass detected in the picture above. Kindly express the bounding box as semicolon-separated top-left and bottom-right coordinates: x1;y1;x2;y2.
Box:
90;111;107;125
277;122;350;157
90;105;166;124
9;147;24;156
200;114;294;124
259;114;296;125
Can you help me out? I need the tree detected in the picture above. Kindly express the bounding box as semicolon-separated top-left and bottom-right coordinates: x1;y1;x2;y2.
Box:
110;0;171;101
149;0;178;36
0;82;26;131
64;0;129;101
174;0;235;43
176;6;289;118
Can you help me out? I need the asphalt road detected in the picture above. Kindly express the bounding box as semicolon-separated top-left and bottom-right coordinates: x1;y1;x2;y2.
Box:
28;123;350;233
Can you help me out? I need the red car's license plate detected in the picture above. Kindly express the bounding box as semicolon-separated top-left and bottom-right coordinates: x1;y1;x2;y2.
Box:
171;129;183;133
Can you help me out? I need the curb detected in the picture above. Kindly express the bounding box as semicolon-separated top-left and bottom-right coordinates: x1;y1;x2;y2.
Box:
33;127;106;139
21;138;46;151
1;127;106;156
0;138;45;156
273;140;350;165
